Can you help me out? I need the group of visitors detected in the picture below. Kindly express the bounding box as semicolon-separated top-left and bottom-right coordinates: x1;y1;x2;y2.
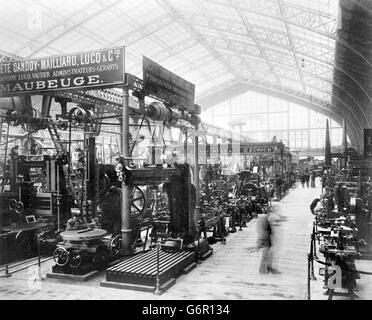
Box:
299;170;316;188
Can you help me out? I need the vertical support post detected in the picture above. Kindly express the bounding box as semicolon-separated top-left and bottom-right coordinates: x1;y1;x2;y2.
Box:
342;118;347;169
56;164;60;232
307;253;311;300
1;235;11;278
310;232;316;280
184;128;188;164
1;122;10;193
194;125;200;242
154;239;161;295
37;235;42;280
121;87;132;255
109;135;113;165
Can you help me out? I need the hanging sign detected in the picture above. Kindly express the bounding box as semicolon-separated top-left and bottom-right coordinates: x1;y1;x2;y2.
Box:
143;56;196;113
245;146;275;153
0;47;125;96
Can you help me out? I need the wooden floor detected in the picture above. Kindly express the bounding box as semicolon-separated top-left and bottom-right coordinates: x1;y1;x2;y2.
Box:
1;180;371;300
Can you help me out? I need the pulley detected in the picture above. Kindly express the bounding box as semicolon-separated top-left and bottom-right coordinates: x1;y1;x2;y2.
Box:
69;106;95;125
145;101;179;125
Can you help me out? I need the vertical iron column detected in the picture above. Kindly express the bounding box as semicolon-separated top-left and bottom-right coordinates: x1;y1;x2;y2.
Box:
121;88;131;255
194;126;200;239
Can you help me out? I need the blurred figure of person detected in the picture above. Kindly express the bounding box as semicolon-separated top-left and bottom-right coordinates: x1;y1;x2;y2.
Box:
305;170;310;188
256;210;280;274
321;171;327;192
310;171;316;188
300;173;306;188
275;175;282;200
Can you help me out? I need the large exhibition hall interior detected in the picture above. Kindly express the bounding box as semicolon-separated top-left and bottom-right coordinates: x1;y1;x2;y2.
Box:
0;0;371;300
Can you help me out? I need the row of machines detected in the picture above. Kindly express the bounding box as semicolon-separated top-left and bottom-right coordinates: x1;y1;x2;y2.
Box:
198;168;273;244
310;168;372;299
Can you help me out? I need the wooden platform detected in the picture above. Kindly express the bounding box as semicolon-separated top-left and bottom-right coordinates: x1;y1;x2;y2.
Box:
102;249;196;292
46;270;99;282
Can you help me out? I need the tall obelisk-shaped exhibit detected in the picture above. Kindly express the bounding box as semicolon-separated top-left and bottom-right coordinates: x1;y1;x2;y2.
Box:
342;118;348;169
325;119;331;168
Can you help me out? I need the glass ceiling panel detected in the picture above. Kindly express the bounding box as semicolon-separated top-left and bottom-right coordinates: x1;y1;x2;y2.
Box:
0;28;26;53
194;26;224;39
242;11;287;33
288;24;336;49
203;2;241;21
152;23;190;44
196;73;235;94
172;0;200;14
181;44;210;61
284;0;339;16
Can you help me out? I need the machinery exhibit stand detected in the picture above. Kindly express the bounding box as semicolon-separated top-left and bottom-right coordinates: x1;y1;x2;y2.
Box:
0;49;213;292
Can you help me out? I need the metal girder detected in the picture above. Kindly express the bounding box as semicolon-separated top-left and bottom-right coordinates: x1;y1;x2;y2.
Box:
179;10;335;66
208;0;337;38
156;0;242;80
15;0;122;58
277;0;306;93
191;0;271;82
234;8;282;85
112;14;175;45
198;26;372;119
207;0;372;70
110;4;211;81
199;32;368;119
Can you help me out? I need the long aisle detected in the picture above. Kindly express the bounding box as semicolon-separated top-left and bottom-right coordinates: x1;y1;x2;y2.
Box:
0;182;320;300
163;181;320;300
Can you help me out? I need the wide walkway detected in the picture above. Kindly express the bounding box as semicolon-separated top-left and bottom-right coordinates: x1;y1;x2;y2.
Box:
0;180;344;300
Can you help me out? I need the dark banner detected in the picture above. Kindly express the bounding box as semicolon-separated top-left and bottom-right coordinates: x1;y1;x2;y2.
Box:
245;146;275;153
364;129;372;157
0;47;125;96
143;56;196;113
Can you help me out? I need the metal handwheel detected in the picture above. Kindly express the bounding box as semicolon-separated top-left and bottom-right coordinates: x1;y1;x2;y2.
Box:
53;247;70;267
109;235;121;256
9;199;17;211
68;252;82;269
130;186;146;217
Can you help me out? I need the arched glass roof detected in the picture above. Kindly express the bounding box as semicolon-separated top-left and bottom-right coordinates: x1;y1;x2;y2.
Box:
0;0;339;99
0;0;369;150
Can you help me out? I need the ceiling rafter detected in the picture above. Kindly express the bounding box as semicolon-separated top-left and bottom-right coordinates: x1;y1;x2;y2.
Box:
16;0;122;58
110;5;211;81
235;8;282;85
277;0;307;93
207;0;372;70
156;0;242;80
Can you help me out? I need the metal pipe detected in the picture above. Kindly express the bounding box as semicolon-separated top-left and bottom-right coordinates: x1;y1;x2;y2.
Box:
154;240;161;295
121;87;132;255
1;122;10;193
306;253;311;300
37;235;42;280
4;257;53;275
57;164;60;232
0;235;11;278
194;126;201;244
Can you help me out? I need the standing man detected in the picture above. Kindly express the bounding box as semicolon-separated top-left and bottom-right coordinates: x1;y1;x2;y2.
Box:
310;171;316;188
300;172;306;188
305;170;310;188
